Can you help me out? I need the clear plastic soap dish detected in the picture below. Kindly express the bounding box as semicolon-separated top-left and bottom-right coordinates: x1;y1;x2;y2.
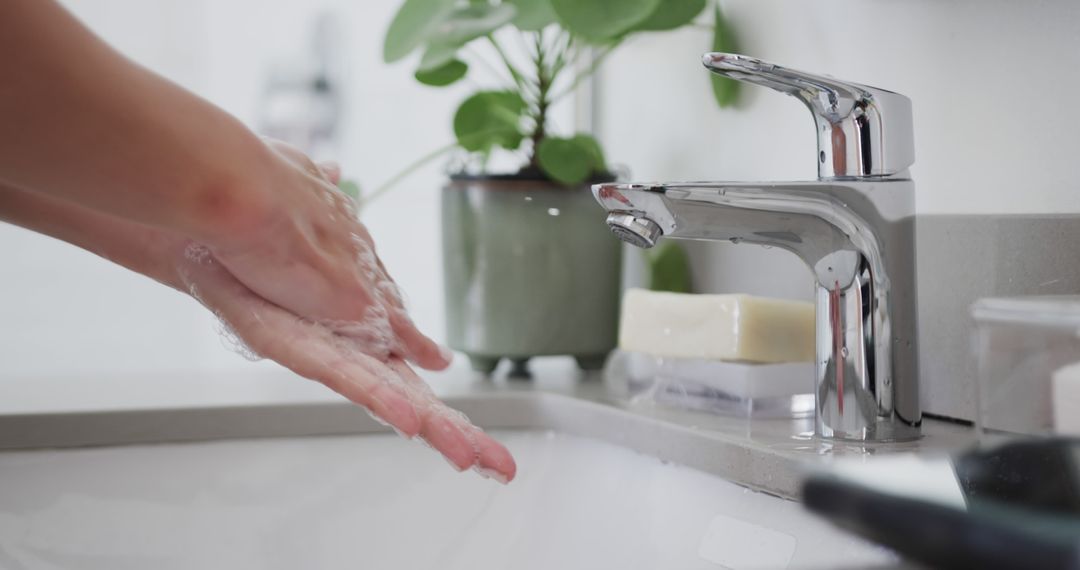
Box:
604;350;815;419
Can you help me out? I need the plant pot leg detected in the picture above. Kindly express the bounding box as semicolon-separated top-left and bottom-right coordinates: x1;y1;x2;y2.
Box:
468;356;501;376
508;358;531;379
574;354;608;372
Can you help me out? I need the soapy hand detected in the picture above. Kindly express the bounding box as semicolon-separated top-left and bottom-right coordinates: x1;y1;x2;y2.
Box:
0;171;517;483
205;139;450;372
173;143;516;480
177;241;516;482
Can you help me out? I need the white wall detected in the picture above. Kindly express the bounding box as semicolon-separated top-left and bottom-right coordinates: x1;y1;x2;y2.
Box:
597;0;1080;419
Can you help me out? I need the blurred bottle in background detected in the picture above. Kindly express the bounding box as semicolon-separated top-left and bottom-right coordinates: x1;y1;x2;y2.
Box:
258;11;342;160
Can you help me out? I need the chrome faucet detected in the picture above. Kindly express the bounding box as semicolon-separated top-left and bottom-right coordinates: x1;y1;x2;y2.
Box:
596;53;920;442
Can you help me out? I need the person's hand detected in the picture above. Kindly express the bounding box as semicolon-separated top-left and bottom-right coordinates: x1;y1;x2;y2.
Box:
176;242;516;483
205;139;450;372
165;143;517;481
0;182;517;483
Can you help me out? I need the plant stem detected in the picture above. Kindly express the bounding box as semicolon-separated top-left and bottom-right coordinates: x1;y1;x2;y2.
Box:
463;45;516;89
549;32;574;80
526;32;551;169
360;141;459;208
486;36;529;93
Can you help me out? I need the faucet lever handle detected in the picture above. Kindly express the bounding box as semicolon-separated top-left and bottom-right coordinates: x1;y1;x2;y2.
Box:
703;53;914;180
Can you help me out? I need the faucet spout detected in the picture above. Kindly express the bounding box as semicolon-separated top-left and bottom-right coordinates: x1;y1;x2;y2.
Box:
702;53;915;180
597;180;921;442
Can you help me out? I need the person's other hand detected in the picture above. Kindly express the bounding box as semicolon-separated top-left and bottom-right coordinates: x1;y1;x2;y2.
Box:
176;243;516;483
205;139;449;372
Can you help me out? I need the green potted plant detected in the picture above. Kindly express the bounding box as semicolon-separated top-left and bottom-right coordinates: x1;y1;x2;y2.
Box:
378;0;739;375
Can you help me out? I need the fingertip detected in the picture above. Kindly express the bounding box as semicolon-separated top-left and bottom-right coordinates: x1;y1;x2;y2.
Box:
474;465;514;485
474;432;517;484
413;352;451;372
439;345;455;366
415;344;453;371
318;160;342;184
392;313;453;371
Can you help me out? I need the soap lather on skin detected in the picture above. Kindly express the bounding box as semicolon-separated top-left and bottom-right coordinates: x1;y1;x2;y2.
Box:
618;289;815;363
177;243;517;483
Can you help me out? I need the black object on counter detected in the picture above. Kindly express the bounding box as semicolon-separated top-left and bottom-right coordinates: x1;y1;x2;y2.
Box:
803;438;1080;570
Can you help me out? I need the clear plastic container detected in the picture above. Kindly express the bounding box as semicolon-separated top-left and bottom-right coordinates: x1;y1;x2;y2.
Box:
604;350;815;419
972;296;1080;442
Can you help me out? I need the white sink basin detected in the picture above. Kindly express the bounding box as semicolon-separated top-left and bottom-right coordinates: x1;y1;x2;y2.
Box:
0;430;893;569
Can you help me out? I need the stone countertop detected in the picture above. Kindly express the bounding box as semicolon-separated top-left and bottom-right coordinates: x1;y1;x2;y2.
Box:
0;355;975;500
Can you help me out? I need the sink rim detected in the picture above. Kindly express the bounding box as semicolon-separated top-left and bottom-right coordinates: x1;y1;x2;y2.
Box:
0;381;973;499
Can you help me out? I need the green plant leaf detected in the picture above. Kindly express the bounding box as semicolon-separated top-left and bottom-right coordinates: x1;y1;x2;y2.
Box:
453;91;527;152
571;133;606;172
507;0;558;31
415;4;516;74
417;42;459;72
550;0;662;42
537;137;595;185
710;5;741;108
430;4;517;47
337;179;361;201
415;59;468;86
383;0;457;63
647;241;692;293
634;0;706;31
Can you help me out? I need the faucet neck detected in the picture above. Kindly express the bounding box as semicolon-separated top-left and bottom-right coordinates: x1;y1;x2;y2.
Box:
703;53;915;180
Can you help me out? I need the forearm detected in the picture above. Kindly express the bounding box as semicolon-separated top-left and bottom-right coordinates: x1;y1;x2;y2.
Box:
0;0;274;247
0;183;185;288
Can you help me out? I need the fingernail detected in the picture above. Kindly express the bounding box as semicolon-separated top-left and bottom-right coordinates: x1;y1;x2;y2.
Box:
473;465;510;485
439;345;455;364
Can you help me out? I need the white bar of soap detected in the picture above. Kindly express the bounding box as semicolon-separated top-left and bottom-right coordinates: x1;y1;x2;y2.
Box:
618;289;815;363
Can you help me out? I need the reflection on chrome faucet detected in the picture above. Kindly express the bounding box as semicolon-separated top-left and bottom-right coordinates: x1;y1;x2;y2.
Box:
595;54;920;442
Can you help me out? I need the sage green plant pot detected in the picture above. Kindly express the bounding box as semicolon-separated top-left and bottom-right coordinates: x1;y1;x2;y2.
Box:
442;176;622;375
